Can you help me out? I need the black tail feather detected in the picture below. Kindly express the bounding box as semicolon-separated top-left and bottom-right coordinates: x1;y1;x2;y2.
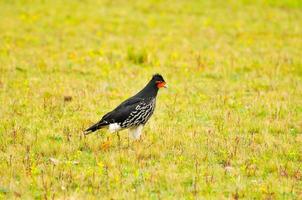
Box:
84;121;107;135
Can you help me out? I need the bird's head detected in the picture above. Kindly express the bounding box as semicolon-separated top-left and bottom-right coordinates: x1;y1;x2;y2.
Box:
152;74;167;89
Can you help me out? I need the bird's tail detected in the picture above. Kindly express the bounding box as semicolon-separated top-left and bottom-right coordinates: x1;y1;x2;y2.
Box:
84;121;108;135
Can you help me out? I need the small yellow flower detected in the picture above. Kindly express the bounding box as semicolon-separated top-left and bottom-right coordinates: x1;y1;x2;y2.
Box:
97;161;104;175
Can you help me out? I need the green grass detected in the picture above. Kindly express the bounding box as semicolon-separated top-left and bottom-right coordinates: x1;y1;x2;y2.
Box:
0;0;301;199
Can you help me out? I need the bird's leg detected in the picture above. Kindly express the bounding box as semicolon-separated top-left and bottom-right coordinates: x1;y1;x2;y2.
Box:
138;133;143;142
117;132;121;148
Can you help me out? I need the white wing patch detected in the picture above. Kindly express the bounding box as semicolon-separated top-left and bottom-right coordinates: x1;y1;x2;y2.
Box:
129;125;144;140
108;123;121;133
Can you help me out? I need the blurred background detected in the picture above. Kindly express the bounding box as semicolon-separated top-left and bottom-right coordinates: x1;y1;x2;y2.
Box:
0;0;301;199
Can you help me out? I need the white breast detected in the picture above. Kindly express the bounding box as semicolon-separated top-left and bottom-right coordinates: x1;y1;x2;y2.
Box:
129;125;144;140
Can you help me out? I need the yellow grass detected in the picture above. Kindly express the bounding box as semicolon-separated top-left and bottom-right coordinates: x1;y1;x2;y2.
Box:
0;0;301;199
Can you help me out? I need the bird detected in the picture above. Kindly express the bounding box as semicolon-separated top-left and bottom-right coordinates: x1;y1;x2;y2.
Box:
84;74;167;140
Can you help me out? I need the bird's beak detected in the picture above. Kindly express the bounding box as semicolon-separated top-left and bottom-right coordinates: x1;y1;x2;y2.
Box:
156;81;167;88
157;81;167;88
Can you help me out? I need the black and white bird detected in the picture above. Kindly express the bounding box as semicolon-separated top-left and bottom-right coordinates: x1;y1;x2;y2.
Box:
84;74;167;140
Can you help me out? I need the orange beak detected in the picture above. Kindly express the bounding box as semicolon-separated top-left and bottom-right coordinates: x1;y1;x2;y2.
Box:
156;81;167;88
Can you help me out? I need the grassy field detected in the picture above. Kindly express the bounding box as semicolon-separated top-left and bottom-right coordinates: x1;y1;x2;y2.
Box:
0;0;301;199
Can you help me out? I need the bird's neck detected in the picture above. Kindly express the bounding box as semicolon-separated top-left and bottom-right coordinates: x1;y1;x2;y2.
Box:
135;81;158;99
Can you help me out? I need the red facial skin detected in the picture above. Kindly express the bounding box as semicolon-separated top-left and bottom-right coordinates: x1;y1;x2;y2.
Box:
156;81;166;88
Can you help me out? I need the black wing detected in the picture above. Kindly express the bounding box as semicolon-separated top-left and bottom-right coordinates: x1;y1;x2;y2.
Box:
84;97;145;134
101;97;145;123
